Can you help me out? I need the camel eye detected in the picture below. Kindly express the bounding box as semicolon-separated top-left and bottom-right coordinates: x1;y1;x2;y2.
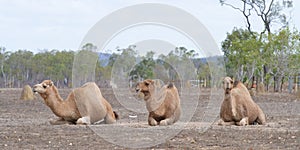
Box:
43;85;47;88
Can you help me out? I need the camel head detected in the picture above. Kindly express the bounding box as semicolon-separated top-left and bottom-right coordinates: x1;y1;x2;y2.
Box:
33;80;54;94
223;77;234;94
135;79;155;100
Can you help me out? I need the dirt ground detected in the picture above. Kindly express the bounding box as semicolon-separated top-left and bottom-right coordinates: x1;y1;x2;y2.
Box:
0;88;299;149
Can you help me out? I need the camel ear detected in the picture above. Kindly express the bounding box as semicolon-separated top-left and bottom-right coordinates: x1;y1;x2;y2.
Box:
49;81;54;86
231;77;234;82
144;79;154;86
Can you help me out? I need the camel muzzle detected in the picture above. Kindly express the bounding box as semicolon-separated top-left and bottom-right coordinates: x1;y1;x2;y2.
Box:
225;88;231;94
32;89;38;94
136;89;141;93
32;86;38;94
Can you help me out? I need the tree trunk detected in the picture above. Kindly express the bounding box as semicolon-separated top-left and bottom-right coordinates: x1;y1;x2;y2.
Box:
280;77;284;92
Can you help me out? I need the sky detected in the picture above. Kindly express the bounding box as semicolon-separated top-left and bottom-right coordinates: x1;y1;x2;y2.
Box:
0;0;299;56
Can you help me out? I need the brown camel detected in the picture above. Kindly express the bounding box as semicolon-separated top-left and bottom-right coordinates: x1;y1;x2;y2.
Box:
136;79;181;126
33;80;118;125
218;77;266;126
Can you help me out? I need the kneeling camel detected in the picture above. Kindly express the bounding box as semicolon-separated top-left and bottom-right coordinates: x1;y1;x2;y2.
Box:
33;80;118;125
136;79;181;126
218;77;266;126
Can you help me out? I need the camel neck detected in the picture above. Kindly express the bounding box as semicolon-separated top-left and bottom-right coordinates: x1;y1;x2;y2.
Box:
44;87;66;117
146;88;166;112
224;93;231;101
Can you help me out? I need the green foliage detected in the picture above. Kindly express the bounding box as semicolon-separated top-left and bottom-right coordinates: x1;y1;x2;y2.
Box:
112;45;137;80
222;26;300;92
159;47;198;81
130;51;155;80
0;49;74;88
222;28;262;80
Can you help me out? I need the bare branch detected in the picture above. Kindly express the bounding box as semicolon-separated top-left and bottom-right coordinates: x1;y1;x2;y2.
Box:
242;1;254;34
266;0;275;15
221;1;244;12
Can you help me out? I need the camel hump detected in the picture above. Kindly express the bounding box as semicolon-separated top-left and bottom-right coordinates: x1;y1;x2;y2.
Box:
81;82;97;88
167;83;174;88
233;80;240;88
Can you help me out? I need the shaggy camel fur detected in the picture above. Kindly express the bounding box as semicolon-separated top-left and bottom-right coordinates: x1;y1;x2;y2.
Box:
218;77;266;126
33;80;118;125
136;79;181;126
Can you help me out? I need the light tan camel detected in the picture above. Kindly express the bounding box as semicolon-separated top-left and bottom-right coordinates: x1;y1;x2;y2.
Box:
218;77;266;126
136;79;181;126
33;80;118;125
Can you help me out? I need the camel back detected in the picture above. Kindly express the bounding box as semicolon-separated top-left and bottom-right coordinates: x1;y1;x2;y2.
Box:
73;82;107;123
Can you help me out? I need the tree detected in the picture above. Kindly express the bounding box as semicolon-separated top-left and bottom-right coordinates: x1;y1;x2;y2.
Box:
5;50;34;87
266;27;300;91
159;47;198;86
195;58;214;88
111;45;137;86
220;0;293;37
0;47;10;87
73;44;99;87
129;51;155;81
222;28;262;81
220;0;296;92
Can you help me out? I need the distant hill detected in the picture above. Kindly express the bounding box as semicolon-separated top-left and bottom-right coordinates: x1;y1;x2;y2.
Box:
192;55;223;68
98;52;112;66
98;52;223;68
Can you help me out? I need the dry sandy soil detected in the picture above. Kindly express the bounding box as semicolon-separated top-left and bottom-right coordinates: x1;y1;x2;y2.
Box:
0;88;299;149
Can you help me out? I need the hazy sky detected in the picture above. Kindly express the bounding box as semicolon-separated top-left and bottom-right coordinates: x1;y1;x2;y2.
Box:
0;0;299;55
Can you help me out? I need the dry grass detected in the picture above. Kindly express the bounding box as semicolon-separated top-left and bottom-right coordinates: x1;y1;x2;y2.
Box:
249;88;256;96
257;82;265;94
20;85;35;100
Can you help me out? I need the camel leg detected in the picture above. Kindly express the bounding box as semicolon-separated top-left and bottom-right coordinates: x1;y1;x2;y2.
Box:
76;116;91;125
236;117;249;126
160;107;181;126
217;119;235;126
160;118;172;126
159;114;176;126
49;117;72;125
148;116;158;126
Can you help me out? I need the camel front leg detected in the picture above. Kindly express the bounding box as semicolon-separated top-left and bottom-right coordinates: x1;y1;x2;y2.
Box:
160;107;181;126
148;116;158;126
159;118;174;126
236;117;249;126
76;116;91;125
217;119;235;126
49;117;72;125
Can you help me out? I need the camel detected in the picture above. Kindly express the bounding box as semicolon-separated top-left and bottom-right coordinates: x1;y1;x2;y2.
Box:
136;79;181;126
135;79;163;99
33;80;118;125
218;77;266;126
